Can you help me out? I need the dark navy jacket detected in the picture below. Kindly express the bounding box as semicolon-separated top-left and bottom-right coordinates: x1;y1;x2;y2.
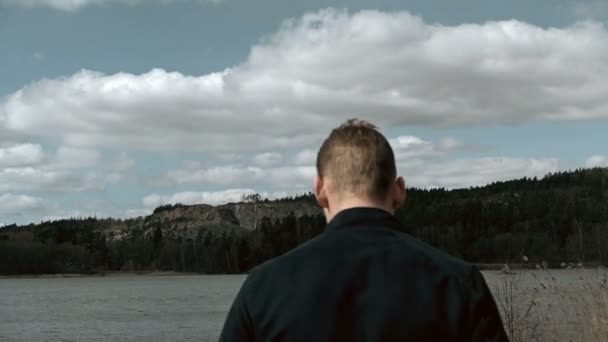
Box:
219;207;509;341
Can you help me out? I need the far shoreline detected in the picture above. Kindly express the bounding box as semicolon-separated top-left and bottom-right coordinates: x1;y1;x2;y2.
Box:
0;271;219;280
2;263;605;279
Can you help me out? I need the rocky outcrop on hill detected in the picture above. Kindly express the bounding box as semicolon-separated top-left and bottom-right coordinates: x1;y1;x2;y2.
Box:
103;201;322;242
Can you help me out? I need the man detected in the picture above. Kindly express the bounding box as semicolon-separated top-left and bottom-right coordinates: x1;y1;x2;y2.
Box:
219;119;508;341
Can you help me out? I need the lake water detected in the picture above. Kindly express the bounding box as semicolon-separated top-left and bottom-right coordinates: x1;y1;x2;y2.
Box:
0;275;244;342
1;270;606;341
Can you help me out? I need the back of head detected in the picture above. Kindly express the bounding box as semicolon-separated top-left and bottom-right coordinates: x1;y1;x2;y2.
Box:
316;119;397;203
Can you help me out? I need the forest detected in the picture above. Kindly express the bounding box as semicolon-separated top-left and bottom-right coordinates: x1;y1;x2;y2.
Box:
1;167;607;275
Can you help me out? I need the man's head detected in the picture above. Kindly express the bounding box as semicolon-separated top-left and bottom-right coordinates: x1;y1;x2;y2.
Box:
314;119;406;221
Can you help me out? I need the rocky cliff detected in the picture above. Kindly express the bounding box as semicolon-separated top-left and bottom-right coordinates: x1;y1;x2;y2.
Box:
104;201;322;242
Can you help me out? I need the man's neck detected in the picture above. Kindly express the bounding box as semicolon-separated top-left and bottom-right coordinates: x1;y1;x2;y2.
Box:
325;197;393;223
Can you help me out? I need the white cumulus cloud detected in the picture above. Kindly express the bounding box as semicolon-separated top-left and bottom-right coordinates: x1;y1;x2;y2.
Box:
0;144;133;193
141;189;287;209
0;193;52;216
403;157;560;189
292;149;317;166
0;143;44;167
4;10;608;153
252;152;283;167
585;155;608;167
125;208;153;218
165;164;315;192
158;135;560;191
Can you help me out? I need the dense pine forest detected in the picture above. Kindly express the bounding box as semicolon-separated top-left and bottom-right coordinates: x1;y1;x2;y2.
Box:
1;168;607;275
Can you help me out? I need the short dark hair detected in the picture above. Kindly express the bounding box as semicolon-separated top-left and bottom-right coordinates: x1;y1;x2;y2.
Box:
316;119;397;201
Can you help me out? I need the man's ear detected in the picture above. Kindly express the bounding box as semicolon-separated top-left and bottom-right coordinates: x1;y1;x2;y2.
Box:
314;175;329;209
391;176;406;210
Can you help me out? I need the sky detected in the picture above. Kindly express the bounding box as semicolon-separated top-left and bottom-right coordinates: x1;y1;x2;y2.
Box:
1;0;608;225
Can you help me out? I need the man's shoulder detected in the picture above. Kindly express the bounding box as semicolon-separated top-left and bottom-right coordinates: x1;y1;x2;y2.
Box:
248;234;324;278
392;230;476;279
247;229;476;285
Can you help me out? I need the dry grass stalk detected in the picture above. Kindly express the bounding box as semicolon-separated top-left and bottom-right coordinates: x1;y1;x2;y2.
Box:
492;267;608;342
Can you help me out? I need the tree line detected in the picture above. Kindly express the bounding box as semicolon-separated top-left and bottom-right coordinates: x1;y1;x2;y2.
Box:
1;168;607;275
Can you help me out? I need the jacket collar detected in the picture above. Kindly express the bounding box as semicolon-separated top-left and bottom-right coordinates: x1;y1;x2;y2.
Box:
325;207;402;232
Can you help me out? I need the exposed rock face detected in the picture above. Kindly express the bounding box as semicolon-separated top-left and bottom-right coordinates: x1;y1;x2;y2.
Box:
105;201;322;242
